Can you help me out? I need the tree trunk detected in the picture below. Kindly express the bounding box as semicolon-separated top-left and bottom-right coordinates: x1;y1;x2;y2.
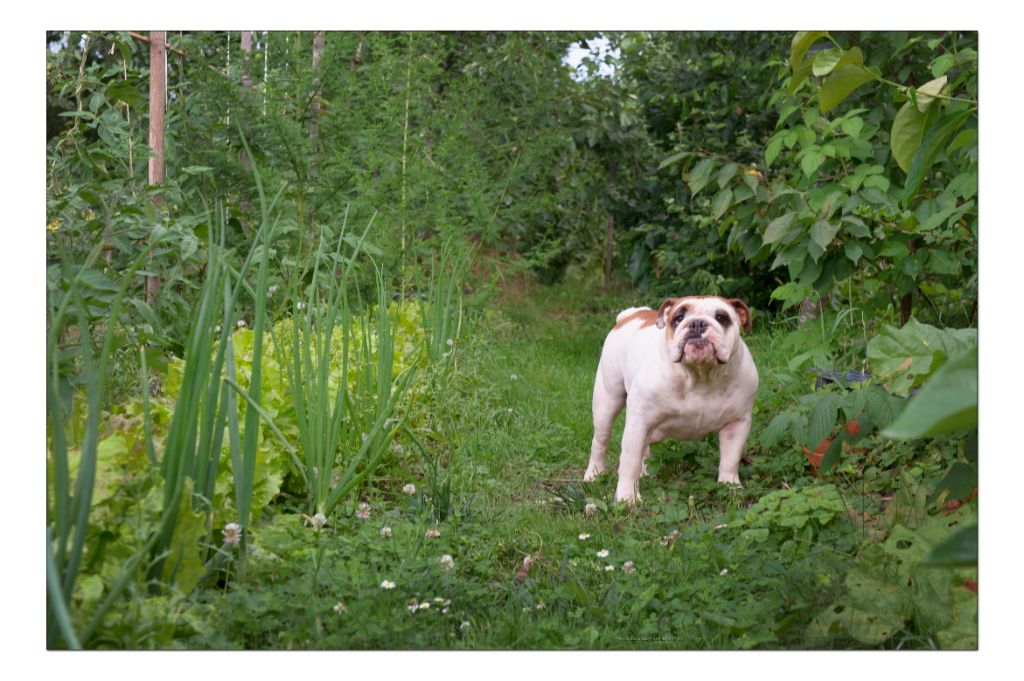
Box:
147;31;166;308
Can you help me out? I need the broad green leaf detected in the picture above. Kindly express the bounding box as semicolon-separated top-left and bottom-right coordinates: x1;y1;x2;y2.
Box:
931;53;955;78
844;241;863;264
820;63;878;112
810;220;839;250
687;158;717;195
923;523;977;567
927;462;977;505
812;47;843;77
805;392;842;449
790;31;829;68
902;109;972;202
717;162;739;189
762;212;797;245
866;319;976;397
658;150;691;170
840;116;864;138
891;101;931;173
765;136;784;166
915;75;948;112
882;345;977;438
801;149;825;177
711;187;734;220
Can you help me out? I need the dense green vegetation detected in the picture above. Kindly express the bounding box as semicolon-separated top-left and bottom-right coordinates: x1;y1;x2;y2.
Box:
46;30;977;650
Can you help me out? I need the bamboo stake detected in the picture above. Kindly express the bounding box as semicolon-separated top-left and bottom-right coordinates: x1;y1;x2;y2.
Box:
146;31;166;307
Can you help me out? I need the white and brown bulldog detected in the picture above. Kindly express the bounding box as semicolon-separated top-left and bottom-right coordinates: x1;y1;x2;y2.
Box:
583;296;759;502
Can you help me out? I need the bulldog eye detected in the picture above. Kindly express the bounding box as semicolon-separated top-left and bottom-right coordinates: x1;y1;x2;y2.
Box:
672;314;685;327
715;311;731;326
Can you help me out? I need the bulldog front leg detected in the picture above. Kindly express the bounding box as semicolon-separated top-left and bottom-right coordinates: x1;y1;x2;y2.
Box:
615;416;652;503
717;416;752;485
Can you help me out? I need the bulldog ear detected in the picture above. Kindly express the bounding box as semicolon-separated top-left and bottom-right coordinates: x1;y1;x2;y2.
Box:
727;298;752;334
655;298;677;329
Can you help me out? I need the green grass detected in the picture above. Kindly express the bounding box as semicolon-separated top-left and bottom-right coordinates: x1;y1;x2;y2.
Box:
69;278;976;650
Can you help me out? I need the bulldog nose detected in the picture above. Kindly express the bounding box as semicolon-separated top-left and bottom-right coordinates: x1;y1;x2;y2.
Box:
687;319;708;336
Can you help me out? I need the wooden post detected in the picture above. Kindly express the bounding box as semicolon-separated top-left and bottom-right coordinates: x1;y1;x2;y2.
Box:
239;32;253;232
147;31;166;307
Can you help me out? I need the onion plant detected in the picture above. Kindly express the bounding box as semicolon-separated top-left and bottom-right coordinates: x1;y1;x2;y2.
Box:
282;210;417;516
421;237;470;367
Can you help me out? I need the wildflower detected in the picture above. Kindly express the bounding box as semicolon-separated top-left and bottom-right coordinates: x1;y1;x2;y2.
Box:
356;502;370;520
510;373;518;380
605;564;615;572
419;602;431;611
584;503;597;516
719;568;729;577
578;533;590;541
83;209;95;221
507;407;513;414
597;548;609;558
433;597;445;604
714;523;728;530
296;301;306;311
440;554;455;571
623;560;636;574
380;526;392;538
391;442;406;454
523;607;532;613
309;512;328;530
408;603;419;613
214;324;222;334
460;621;471;631
236;319;246;328
222;522;242;546
425;527;441;539
446;338;454;347
403;483;417;495
380;580;396;589
47;218;61;233
332;601;347;614
535;602;546;609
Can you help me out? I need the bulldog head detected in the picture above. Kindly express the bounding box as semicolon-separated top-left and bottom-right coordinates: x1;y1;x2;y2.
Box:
655;296;751;365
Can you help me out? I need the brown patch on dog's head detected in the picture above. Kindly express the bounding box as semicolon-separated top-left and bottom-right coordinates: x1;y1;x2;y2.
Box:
655;298;680;330
726;298;752;334
614;308;658;330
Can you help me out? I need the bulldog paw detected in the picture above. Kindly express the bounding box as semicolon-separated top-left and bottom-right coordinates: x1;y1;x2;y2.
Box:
614;483;643;505
583;463;605;482
717;472;743;486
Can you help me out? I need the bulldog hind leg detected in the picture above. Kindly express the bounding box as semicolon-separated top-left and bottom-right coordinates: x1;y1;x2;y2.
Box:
584;377;625;482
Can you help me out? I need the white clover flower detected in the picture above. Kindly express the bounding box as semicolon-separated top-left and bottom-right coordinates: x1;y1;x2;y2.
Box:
623;560;636;574
308;512;328;530
433;597;445;604
356;502;370;521
460;621;470;631
425;527;441;539
381;580;396;589
719;568;729;577
332;601;347;614
419;601;431;610
507;407;513;414
440;554;455;571
578;533;590;541
222;522;242;546
510;373;518;380
403;483;417;495
597;548;609;558
605;564;615;572
408;603;419;613
236;319;247;328
535;602;546;609
214;324;222;334
584;503;597;516
296;301;306;311
446;338;454;347
380;526;392;538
